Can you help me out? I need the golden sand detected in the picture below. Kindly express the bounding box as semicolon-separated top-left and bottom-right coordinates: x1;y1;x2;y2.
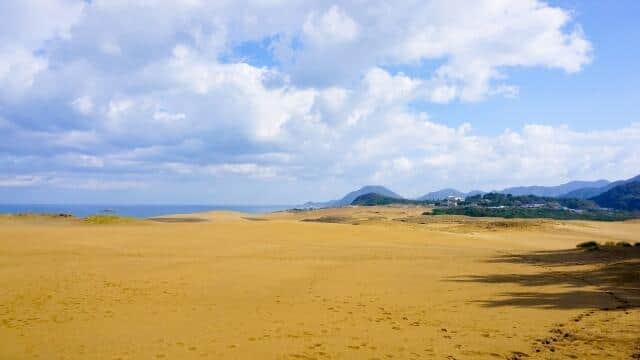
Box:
0;208;638;359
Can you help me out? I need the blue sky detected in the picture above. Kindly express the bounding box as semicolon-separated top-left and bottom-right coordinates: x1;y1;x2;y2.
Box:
1;0;639;204
425;0;640;134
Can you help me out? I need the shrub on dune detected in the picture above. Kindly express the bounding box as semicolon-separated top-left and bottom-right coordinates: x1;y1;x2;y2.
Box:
83;215;137;224
576;241;599;249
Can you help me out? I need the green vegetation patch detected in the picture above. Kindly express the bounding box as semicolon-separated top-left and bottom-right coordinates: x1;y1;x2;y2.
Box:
351;193;431;206
429;206;634;221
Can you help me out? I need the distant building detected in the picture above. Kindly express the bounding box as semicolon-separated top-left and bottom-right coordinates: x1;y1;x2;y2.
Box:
522;203;545;209
443;195;464;207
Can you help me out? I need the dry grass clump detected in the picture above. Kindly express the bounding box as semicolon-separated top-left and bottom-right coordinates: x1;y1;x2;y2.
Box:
0;213;78;224
3;212;74;219
301;216;351;224
483;220;544;230
83;215;137;224
576;241;599;249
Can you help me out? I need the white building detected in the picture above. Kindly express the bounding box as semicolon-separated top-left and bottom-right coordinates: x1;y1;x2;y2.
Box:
443;195;464;207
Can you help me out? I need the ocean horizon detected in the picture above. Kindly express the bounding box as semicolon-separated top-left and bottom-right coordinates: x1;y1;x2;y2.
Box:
0;203;293;218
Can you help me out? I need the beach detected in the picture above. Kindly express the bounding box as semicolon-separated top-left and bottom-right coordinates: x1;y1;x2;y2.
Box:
0;207;638;359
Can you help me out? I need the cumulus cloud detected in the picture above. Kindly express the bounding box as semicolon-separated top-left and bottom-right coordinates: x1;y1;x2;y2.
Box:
0;0;84;98
0;0;630;203
362;120;640;195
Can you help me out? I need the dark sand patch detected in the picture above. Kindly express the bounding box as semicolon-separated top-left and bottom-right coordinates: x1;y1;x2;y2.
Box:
242;217;268;221
148;217;208;223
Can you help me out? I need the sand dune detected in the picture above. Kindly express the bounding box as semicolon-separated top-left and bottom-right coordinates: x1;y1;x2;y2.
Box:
0;208;638;359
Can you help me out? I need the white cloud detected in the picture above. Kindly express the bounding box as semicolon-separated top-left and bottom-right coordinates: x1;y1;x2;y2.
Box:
57;153;105;168
0;0;84;98
53;178;145;190
0;175;43;187
303;5;359;44
106;99;134;122
206;163;279;179
428;85;458;104
100;39;122;55
1;0;629;202
360;120;640;192
153;110;186;124
393;157;414;172
71;96;94;115
0;46;48;97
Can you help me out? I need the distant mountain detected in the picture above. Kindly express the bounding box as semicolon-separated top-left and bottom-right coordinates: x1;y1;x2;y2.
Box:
416;189;485;201
590;181;640;211
417;188;465;201
501;179;610;197
561;174;640;199
301;185;402;208
561;187;609;199
299;175;640;209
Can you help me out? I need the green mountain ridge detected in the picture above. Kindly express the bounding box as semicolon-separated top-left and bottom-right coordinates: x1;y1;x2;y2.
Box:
590;181;640;211
561;174;640;198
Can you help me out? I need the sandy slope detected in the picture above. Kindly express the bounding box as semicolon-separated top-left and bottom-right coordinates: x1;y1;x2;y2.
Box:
0;209;638;359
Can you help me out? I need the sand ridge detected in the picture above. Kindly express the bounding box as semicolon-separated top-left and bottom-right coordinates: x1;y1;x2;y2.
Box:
0;207;638;359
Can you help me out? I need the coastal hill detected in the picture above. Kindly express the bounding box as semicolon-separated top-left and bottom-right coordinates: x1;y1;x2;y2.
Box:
302;185;401;208
591;181;640;211
501;179;610;197
561;174;640;199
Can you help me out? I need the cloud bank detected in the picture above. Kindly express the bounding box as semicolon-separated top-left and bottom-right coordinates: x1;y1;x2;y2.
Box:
0;0;637;203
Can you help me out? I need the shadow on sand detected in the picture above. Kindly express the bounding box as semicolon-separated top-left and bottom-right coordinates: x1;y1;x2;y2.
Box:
451;246;640;309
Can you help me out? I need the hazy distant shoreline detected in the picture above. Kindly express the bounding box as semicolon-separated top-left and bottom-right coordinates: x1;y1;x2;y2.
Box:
0;204;292;218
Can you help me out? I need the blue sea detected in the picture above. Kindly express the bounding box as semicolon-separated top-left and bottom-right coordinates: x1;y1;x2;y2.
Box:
0;204;292;218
